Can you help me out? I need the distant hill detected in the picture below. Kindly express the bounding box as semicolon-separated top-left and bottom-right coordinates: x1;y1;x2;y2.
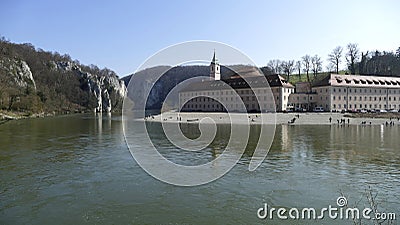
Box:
122;64;272;110
0;38;125;114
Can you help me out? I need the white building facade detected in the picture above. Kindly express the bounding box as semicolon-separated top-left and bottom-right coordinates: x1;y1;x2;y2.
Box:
179;53;294;112
312;74;400;112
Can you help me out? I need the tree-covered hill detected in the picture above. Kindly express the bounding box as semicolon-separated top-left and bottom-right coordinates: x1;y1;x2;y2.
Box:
0;37;125;114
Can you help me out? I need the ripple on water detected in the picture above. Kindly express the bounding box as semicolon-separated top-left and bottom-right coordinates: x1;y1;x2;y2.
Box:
1;118;399;224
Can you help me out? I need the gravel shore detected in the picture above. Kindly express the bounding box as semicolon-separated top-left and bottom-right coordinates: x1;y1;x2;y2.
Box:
143;112;400;126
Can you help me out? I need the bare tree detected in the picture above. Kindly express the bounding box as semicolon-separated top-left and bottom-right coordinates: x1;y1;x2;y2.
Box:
295;60;301;79
281;60;295;81
267;59;281;74
311;55;322;79
346;43;359;75
302;55;311;84
328;46;343;74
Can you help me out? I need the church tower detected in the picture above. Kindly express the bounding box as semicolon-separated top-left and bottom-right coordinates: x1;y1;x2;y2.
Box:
210;51;221;80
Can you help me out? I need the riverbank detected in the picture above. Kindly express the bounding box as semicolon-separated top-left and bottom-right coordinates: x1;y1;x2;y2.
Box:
0;110;81;125
144;112;400;126
0;110;28;125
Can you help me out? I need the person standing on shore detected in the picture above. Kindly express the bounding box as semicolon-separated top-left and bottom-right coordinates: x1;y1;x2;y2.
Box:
329;117;332;123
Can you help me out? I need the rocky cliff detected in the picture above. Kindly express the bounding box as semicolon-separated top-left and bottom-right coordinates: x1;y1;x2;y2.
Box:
0;58;36;91
0;39;126;113
51;61;126;112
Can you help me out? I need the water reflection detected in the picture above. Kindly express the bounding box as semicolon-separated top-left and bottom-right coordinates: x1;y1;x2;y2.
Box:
1;116;399;225
145;121;400;172
272;124;400;169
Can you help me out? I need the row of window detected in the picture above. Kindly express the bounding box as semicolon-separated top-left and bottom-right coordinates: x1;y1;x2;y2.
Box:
332;96;399;101
183;103;280;110
181;87;293;97
182;95;279;103
332;87;399;94
333;104;400;109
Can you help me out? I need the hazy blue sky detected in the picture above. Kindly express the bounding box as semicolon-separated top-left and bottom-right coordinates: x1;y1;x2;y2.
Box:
1;0;399;76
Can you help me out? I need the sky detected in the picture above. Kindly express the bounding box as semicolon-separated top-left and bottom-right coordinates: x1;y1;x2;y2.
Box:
1;0;399;76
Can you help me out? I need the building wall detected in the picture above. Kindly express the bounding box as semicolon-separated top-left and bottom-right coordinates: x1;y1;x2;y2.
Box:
313;86;331;111
288;93;318;110
180;74;400;113
312;86;400;111
179;86;294;112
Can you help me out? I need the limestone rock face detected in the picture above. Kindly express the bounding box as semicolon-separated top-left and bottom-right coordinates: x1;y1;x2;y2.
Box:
54;61;126;112
0;58;36;91
0;54;126;112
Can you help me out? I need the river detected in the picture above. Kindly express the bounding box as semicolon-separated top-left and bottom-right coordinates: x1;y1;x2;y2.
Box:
0;114;399;224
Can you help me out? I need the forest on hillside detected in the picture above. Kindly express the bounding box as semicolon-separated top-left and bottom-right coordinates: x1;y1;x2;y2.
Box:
264;44;400;84
0;37;123;114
